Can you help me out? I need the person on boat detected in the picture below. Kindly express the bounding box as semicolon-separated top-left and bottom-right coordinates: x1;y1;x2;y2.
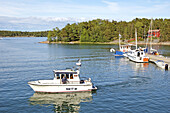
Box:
62;75;67;84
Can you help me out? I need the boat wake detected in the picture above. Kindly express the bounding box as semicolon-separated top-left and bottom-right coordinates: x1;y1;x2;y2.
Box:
97;76;151;89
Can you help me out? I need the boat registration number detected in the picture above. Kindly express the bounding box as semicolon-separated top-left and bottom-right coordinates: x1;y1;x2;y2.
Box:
66;88;77;90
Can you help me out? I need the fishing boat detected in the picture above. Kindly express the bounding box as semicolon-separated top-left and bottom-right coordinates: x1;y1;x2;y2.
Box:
110;34;133;56
28;60;97;93
127;29;149;63
127;49;149;63
154;60;169;70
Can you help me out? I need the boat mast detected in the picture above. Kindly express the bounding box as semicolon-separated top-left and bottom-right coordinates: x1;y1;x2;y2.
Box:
135;28;137;49
150;18;153;50
144;25;147;48
119;34;121;50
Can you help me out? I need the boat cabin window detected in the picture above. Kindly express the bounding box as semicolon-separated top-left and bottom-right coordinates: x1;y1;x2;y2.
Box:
66;74;69;79
56;74;60;79
137;52;140;57
70;73;73;79
54;74;60;79
61;74;65;79
54;72;76;79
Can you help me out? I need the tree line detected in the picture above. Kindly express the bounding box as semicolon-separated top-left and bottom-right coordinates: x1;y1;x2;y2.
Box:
47;18;170;42
0;30;48;37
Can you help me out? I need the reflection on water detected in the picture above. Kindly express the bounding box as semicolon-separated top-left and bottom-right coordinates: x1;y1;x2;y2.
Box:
29;92;93;112
130;62;149;71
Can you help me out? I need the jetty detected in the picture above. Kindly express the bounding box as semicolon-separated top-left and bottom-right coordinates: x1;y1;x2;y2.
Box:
148;54;170;64
148;54;170;70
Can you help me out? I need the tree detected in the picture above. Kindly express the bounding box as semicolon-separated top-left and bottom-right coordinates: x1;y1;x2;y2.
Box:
47;31;52;42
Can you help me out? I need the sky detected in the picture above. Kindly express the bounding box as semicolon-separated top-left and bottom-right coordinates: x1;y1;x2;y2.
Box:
0;0;169;31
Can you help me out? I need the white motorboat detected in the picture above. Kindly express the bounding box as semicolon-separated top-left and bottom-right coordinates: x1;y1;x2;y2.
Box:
154;60;169;70
28;61;97;93
127;49;149;63
127;29;149;63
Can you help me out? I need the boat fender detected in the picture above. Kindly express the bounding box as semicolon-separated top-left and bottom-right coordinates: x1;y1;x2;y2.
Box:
165;64;168;71
110;48;115;52
89;78;91;82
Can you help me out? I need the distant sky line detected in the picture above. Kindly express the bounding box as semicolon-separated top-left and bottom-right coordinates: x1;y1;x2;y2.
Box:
0;0;169;31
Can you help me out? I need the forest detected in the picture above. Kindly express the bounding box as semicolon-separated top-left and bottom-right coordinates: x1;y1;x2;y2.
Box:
47;18;170;42
0;31;48;37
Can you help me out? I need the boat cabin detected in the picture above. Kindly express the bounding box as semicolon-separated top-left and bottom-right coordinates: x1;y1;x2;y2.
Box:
53;68;80;84
129;50;146;57
119;44;133;52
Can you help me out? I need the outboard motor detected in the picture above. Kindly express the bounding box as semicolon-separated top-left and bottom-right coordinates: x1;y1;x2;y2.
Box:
165;64;168;71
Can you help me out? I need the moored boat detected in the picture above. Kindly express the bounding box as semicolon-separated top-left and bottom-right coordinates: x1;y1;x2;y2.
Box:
28;60;97;93
127;49;149;63
110;34;133;56
127;28;149;63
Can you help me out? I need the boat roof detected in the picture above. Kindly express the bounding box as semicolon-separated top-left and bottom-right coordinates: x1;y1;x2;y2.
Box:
120;44;134;47
53;68;78;74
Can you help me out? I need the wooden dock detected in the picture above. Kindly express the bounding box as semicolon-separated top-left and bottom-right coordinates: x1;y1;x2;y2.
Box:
147;54;170;71
147;54;170;64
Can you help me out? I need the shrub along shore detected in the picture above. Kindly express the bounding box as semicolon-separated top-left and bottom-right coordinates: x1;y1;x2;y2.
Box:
39;40;170;45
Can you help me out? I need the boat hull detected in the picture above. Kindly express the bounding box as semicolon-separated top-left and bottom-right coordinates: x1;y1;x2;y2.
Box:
28;81;97;93
128;56;149;63
115;51;125;56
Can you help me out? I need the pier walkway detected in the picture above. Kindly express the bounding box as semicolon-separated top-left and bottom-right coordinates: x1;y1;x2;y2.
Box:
148;54;170;65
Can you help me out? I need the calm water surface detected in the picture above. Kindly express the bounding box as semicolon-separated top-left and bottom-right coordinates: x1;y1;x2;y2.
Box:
0;37;170;113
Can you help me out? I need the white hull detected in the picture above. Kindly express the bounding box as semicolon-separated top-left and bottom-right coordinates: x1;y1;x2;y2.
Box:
128;55;149;63
28;80;96;93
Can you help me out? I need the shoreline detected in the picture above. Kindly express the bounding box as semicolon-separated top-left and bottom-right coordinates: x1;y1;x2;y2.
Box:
39;41;170;46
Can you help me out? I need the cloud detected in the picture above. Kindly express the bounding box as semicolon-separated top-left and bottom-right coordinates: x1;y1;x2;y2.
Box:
102;1;120;13
0;0;169;31
0;16;92;31
102;0;170;20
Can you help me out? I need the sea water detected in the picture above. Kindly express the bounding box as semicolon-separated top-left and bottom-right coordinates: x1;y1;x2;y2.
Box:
0;37;169;113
